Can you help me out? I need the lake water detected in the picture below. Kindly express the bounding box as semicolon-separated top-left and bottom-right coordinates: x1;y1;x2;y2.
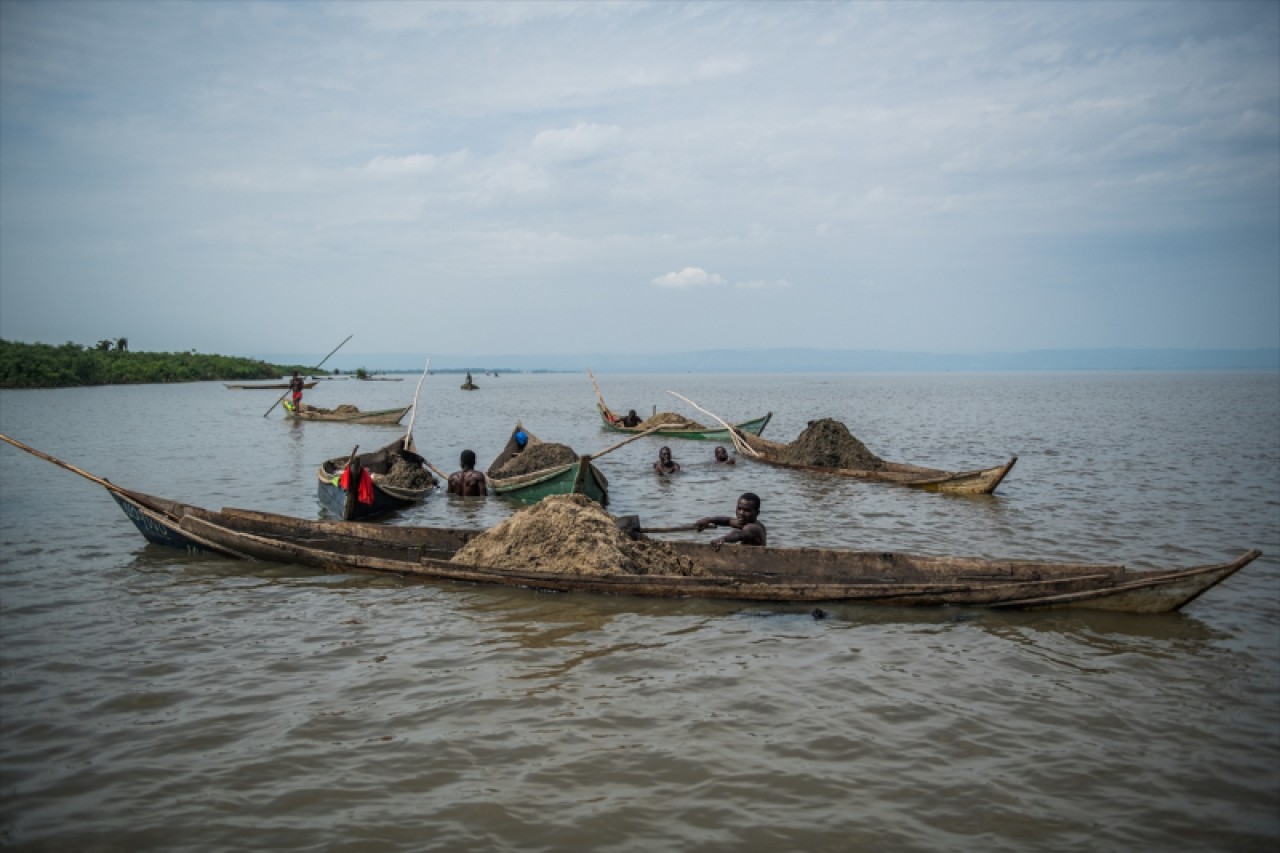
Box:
1;371;1277;851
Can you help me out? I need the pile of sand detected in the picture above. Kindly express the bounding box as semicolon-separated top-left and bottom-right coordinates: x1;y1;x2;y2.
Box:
492;442;578;478
301;403;361;414
450;494;709;576
778;418;885;470
379;455;435;490
639;412;706;430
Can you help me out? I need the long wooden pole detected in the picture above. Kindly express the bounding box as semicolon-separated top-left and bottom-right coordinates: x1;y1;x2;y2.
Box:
586;367;610;415
264;333;354;417
403;357;430;450
666;391;760;457
587;426;665;461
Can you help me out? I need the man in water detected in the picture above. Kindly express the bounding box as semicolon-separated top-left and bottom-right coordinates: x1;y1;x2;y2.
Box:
448;449;487;497
619;409;642;428
695;492;766;550
714;446;735;465
287;371;305;411
653;446;681;475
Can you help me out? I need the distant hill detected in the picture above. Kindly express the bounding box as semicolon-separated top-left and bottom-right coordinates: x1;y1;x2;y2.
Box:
252;347;1280;374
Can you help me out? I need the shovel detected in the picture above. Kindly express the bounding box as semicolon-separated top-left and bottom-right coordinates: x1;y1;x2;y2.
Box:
615;515;698;539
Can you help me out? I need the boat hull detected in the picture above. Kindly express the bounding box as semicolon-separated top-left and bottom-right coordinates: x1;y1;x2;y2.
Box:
738;433;1016;495
285;405;411;425
598;406;772;441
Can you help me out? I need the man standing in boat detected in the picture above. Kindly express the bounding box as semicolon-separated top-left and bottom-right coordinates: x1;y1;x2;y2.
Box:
287;371;305;412
619;409;643;428
695;492;766;550
448;450;488;497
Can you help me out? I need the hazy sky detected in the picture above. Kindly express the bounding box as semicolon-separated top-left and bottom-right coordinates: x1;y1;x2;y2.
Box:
1;0;1277;358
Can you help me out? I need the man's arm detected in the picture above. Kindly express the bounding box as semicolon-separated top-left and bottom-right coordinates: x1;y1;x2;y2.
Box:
694;515;734;531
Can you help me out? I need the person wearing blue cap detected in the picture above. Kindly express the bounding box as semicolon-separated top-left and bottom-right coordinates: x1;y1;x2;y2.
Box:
515;430;528;449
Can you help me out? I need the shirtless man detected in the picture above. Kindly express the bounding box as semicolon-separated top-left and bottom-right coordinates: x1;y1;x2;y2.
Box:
447;450;487;497
653;446;681;475
713;446;735;465
619;409;642;428
695;492;766;551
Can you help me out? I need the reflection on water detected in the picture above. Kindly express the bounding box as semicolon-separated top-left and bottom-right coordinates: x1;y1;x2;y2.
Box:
1;372;1277;851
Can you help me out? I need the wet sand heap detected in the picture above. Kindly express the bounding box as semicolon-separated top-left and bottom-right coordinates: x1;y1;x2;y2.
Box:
778;418;885;470
451;494;709;576
492;442;579;478
380;455;435;490
300;403;361;414
638;412;706;431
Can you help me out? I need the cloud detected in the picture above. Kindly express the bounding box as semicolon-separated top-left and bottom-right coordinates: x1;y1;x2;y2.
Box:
364;154;440;176
531;122;622;162
650;267;727;289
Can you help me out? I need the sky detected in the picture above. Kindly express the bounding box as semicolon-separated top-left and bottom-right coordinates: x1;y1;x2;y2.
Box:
1;0;1277;359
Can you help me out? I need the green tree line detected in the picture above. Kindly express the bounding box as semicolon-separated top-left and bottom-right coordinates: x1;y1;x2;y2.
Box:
0;340;323;389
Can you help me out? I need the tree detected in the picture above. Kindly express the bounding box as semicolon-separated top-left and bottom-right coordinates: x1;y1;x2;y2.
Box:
116;338;128;352
97;340;112;351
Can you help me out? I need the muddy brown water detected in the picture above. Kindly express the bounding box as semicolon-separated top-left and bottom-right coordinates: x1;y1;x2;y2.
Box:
1;371;1277;851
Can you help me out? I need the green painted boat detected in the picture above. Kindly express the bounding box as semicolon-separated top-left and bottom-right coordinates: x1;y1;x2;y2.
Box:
596;405;772;441
486;423;609;505
587;368;770;441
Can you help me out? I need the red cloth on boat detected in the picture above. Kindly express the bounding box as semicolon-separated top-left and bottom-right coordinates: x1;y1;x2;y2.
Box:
340;467;376;504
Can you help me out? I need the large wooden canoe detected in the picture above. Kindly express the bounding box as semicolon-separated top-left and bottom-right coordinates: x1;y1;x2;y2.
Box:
731;431;1017;495
486;424;609;505
138;490;1257;613
284;403;411;425
597;405;773;441
316;438;436;521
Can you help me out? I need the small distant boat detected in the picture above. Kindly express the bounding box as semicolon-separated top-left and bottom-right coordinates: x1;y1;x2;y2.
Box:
316;438;436;521
461;372;479;390
486;423;608;505
284;403;411;425
225;380;318;390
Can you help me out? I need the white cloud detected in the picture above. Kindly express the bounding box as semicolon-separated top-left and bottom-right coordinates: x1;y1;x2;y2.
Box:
531;123;622;162
650;267;728;289
364;154;439;176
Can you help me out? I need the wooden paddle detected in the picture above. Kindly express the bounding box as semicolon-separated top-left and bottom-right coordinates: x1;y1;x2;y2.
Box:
666;391;760;457
587;426;665;460
264;333;353;417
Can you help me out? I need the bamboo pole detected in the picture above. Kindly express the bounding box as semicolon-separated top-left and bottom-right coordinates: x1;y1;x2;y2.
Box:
587;426;665;461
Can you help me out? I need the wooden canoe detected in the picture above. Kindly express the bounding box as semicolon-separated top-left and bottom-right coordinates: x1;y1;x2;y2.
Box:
316;438;436;521
152;493;1259;613
486;423;609;505
597;405;772;441
224;380;318;390
284;404;411;425
731;431;1017;495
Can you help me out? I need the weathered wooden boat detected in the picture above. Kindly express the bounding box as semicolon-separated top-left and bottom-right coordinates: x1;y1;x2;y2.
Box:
732;431;1017;495
224;380;318;390
485;424;609;505
284;403;412;425
316;438;436;521
168;496;1260;614
587;369;770;440
0;433;1262;613
597;404;773;441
